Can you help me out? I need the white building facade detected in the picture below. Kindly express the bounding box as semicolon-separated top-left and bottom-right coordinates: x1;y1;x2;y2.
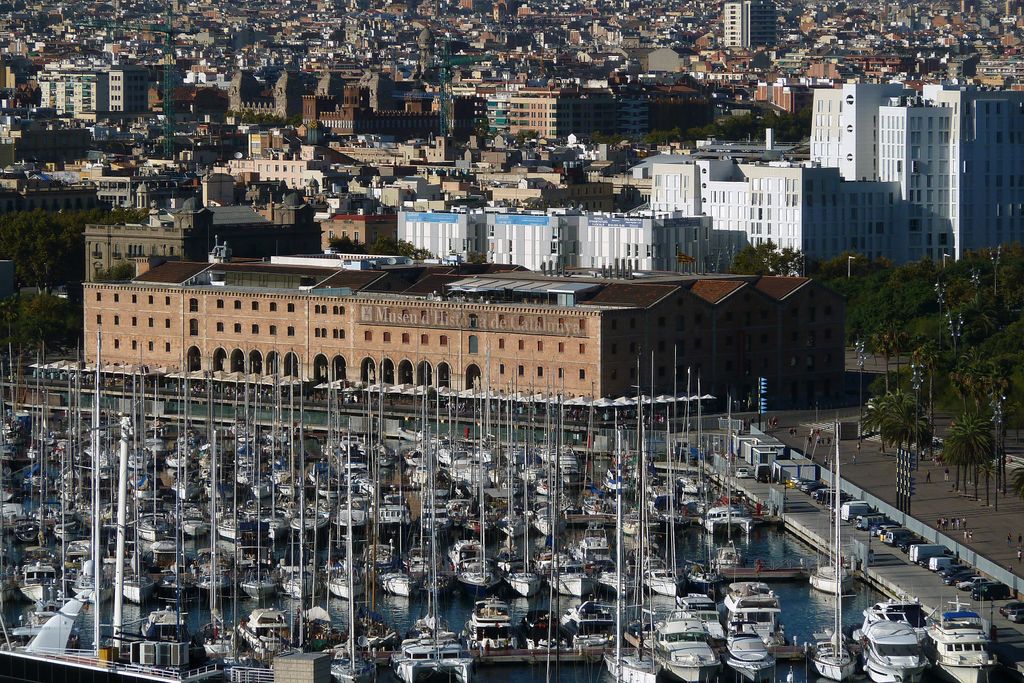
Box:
398;211;487;259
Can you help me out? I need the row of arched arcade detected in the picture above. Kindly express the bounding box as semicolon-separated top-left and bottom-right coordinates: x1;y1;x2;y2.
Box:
185;346;485;388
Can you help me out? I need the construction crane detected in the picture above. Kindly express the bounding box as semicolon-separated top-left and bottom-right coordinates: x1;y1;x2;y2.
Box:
78;1;177;158
436;39;491;137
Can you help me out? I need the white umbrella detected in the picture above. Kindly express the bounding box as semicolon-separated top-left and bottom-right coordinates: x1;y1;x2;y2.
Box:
593;397;616;407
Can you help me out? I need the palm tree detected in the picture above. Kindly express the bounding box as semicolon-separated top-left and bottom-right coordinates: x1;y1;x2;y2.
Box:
1011;466;1024;505
944;411;994;500
863;391;929;455
871;327;897;393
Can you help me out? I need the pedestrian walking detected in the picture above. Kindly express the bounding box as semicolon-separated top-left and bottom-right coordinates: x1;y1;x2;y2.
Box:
1009;533;1013;547
968;530;973;541
926;471;931;483
1018;549;1022;564
1018;534;1021;546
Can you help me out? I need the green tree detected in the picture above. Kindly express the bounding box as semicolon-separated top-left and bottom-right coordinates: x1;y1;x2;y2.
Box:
328;235;367;254
93;262;137;281
0;293;80;348
729;240;803;276
366;235;432;260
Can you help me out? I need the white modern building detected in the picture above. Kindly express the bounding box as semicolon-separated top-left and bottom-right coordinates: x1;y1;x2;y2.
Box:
811;83;1024;260
650;159;902;262
400;209;733;272
398;211;487;259
723;0;777;48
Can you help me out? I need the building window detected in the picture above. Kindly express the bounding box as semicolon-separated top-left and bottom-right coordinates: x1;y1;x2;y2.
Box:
96;292;102;301
114;294;119;303
252;324;259;334
216;322;224;332
131;340;137;350
468;314;478;329
402;333;410;344
96;314;102;324
499;364;505;374
537;366;543;377
579;369;585;380
288;303;295;313
518;365;524;376
233;323;241;333
252;301;259;311
557;368;563;379
114;315;120;325
148;341;154;352
579;343;585;354
498;338;505;349
189;319;198;336
216;299;224;309
188;298;198;312
384;332;391;343
287;326;295;337
148;295;153;304
468;335;478;354
270;302;277;312
537;341;543;352
131;316;137;326
113;339;120;349
147;318;153;327
165;343;171;353
131;295;137;304
518;340;525;351
420;334;428;344
270;325;277;336
558;342;564;353
165;296;170;305
440;335;448;346
234;300;241;310
364;330;372;341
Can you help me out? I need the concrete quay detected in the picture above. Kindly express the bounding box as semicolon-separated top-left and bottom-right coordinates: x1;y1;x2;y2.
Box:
711;468;1024;678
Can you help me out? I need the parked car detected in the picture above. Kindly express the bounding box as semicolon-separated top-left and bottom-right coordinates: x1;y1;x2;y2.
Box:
857;514;888;531
798;480;824;494
998;601;1024;618
1007;606;1024;624
956;576;987;591
937;564;967;578
871;522;900;537
898;536;924;554
972;582;1012;601
735;467;752;479
943;568;976;585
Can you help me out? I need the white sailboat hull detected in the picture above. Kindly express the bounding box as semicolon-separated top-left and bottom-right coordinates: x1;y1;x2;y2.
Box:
605;654;659;683
505;572;541;597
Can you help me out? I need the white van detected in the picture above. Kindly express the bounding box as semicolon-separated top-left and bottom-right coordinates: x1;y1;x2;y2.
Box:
840;500;873;522
909;543;950;566
929;556;956;572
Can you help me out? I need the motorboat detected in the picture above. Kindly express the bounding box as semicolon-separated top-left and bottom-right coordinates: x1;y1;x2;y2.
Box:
390;632;473;683
675;593;725;641
604;651;659;683
19;562;57;602
860;621;928;683
703;505;753;535
723;582;784;645
645;566;685;598
811;630;856;681
123;574;157;605
726;629;775;683
237;608;290;659
653;615;721;683
924;604;997;683
554;560;594;597
862;599;929;642
559;600;615;648
464;597;516;651
505;570;541;598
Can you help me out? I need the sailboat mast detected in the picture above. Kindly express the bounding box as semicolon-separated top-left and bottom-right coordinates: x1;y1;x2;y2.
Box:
91;331;102;654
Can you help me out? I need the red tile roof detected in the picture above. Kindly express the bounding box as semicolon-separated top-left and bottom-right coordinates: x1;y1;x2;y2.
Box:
689;279;745;304
754;276;809;300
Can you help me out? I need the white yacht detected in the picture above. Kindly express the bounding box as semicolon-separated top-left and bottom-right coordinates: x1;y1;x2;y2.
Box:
924;605;997;683
505;570;541;598
559;600;616;647
653;615;722;683
812;630;856;681
723;582;784;645
554;561;595;597
703;505;753;535
726;629;776;683
645;566;684;598
604;652;660;683
390;633;474;683
810;564;854;596
19;562;57;602
675;593;725;641
327;567;365;600
123;574;156;605
861;620;929;683
464;597;516;651
237;607;290;659
863;599;930;642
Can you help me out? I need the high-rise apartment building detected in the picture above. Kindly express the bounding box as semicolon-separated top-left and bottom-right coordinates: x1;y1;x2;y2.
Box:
723;0;777;48
37;63;149;118
811;83;1024;260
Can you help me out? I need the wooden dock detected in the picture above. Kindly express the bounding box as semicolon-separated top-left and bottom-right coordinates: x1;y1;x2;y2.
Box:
720;566;808;581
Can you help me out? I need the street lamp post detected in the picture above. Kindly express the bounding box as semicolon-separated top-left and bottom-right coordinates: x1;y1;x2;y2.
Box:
947;311;963;357
992;392;1005;505
934;280;946;349
912;362;923;471
847;255;855;279
992;246;1001;297
856;340;866;438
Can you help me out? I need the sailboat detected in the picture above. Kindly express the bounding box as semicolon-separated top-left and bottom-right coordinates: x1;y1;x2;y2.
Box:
603;426;659;683
810;423;856;681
